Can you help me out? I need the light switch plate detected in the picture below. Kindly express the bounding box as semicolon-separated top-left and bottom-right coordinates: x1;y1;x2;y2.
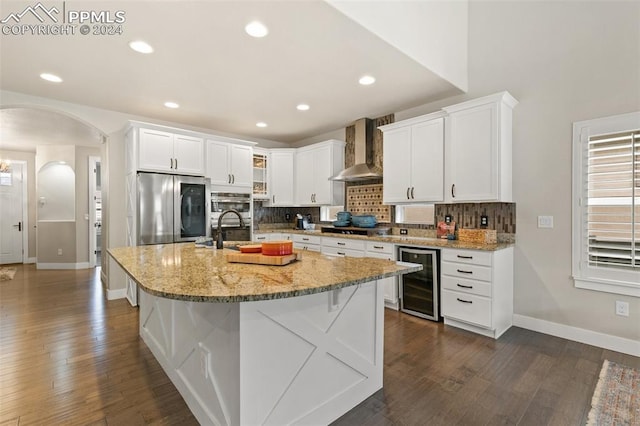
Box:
537;215;554;228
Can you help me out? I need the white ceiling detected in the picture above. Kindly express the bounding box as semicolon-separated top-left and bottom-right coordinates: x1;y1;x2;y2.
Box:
0;1;462;150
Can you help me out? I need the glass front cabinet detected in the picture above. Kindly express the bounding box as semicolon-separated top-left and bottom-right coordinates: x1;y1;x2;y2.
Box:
253;149;268;199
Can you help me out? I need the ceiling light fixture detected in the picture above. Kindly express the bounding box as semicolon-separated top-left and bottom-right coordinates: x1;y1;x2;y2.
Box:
245;21;268;38
358;75;376;86
129;40;154;54
40;73;62;83
164;101;180;109
296;104;310;111
256;122;268;128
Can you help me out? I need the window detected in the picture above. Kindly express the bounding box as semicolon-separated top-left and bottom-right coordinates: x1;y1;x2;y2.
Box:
572;112;640;297
321;205;344;222
395;204;435;225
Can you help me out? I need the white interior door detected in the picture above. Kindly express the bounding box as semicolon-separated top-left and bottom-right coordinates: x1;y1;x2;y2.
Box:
0;162;24;264
88;157;101;268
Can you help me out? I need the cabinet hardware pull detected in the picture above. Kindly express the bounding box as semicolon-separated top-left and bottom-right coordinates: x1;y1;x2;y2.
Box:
411;187;414;199
406;187;410;199
457;283;473;289
272;195;275;203
457;269;473;274
457;298;472;304
175;158;177;169
228;174;231;184
170;158;174;169
257;236;266;240
337;242;346;246
337;251;345;255
457;255;473;259
302;238;309;241
451;184;456;198
231;174;234;184
373;245;384;249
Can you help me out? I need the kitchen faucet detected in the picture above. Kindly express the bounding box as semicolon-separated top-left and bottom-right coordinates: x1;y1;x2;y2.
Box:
216;209;245;249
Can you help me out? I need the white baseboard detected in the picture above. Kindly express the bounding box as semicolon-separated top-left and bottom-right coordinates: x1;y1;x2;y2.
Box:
513;314;640;357
106;288;126;300
36;262;90;270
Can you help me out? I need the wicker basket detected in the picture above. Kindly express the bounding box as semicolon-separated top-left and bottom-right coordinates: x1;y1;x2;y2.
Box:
457;228;497;244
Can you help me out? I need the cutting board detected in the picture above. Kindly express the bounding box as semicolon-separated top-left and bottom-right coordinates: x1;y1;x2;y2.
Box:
225;251;301;266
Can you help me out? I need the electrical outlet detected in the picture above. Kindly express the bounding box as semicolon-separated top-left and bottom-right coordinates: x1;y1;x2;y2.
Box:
480;215;489;227
400;228;408;235
445;215;453;224
285;213;291;221
615;301;629;317
57;248;62;256
537;215;554;228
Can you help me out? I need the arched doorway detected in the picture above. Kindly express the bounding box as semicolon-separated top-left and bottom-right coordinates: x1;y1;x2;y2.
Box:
0;106;106;269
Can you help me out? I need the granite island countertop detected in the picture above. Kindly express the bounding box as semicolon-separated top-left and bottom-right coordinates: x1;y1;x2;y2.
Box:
108;242;421;303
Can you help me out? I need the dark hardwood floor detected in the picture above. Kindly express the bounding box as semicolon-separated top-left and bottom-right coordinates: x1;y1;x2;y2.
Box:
1;265;638;425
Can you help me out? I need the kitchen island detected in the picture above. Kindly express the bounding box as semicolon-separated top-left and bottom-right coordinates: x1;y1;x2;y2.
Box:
108;243;420;426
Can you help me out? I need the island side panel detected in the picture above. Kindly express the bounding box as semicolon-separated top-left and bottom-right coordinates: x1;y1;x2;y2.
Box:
139;290;241;426
239;279;384;426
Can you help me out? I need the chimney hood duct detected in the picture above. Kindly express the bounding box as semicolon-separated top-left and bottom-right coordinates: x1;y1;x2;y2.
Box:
329;118;383;182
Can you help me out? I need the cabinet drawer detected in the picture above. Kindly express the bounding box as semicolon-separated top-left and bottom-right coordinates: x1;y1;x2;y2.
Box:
441;276;491;298
322;246;365;258
442;289;491;328
442;261;492;282
292;234;322;245
365;241;395;255
365;251;394;261
293;242;320;252
322;238;366;251
442;249;492;267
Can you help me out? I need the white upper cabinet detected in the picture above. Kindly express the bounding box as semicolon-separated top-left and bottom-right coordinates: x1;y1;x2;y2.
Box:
268;149;295;206
443;92;517;202
137;128;204;176
294;140;345;206
380;113;445;203
207;140;253;188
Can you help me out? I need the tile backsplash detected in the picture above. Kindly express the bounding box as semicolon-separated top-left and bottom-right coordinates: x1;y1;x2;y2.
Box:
435;202;516;234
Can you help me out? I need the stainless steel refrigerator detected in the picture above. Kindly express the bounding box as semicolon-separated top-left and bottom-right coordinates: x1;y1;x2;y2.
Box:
137;172;209;245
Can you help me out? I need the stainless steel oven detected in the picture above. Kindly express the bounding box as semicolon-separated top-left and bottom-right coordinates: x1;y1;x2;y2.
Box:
211;192;252;242
398;247;441;321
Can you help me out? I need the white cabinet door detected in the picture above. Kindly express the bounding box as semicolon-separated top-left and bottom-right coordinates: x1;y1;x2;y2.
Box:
444;91;517;202
410;118;444;202
446;102;497;201
269;151;295;206
207;140;232;185
381;117;444;203
312;144;333;204
138;128;174;172
382;127;412;203
174;134;204;176
230;145;253;188
295;149;315;205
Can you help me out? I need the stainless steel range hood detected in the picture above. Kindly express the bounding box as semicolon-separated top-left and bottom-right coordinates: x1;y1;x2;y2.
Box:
329;118;382;181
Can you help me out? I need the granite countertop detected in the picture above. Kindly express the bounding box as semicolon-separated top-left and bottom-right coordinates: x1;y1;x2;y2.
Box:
257;229;513;251
108;242;421;303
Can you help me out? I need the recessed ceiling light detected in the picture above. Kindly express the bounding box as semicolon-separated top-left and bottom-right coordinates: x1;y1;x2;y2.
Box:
245;21;268;38
129;40;154;54
296;104;310;111
40;73;62;83
359;75;376;86
164;101;179;109
256;122;268;128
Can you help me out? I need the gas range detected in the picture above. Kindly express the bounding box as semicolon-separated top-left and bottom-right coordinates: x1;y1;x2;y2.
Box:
320;226;390;236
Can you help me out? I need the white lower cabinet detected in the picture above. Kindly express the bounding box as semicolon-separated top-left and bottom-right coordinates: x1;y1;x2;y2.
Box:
292;234;321;252
365;241;398;310
440;247;513;339
254;233;291;242
321;237;366;258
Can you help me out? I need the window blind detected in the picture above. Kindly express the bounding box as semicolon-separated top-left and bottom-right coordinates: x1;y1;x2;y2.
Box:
586;131;639;270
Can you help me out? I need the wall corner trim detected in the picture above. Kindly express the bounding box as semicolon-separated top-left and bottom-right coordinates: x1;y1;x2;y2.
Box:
513;314;640;357
106;288;126;300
